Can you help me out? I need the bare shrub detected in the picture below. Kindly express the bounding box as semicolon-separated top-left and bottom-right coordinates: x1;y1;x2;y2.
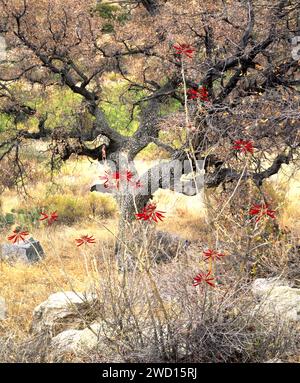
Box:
84;227;299;363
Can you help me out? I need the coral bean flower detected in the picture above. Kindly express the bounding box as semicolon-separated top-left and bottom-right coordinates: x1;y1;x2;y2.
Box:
232;140;254;154
249;203;276;222
135;203;165;223
173;44;195;58
39;211;58;225
203;249;225;261
193;271;215;287
99;170;137;190
7;229;30;244
187;86;209;102
125;170;134;182
75;235;96;247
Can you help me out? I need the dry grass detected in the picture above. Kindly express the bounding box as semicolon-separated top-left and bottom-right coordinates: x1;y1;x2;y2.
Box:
0;221;116;338
0;158;300;362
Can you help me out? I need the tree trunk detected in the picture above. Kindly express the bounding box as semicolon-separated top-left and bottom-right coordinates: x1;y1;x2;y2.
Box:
115;191;151;268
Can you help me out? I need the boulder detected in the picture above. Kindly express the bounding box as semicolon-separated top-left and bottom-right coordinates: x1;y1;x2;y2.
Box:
50;323;102;357
0;296;6;320
31;291;97;336
1;238;45;264
252;278;300;322
252;277;291;297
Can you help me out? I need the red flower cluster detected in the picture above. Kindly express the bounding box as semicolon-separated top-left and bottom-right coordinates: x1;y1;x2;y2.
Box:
187;86;209;102
7;229;30;244
173;44;195;59
232;140;254;154
203;249;225;261
193;270;215;287
249;203;276;222
39;211;58;225
100;170;141;190
135;203;165;223
75;235;96;247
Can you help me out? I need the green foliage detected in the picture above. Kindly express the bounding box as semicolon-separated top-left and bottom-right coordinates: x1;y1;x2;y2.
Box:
0;113;13;133
159;98;181;117
88;192;117;218
40;195;87;224
0;207;42;230
32;89;82;132
39;193;117;224
101;23;114;34
94;2;130;33
0;212;15;229
100;81;142;136
3;192;117;229
96;3;119;19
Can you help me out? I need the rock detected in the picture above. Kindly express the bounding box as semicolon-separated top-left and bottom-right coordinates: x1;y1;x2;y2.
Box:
0;296;6;320
146;230;191;263
252;278;300;322
252;277;290;297
1;238;45;264
50;323;102;357
31;291;97;336
264;358;283;363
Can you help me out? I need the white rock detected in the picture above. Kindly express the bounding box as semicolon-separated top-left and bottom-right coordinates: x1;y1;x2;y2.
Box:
50;323;101;356
31;291;96;335
258;286;300;321
1;238;45;264
251;277;290;297
252;278;300;322
0;296;6;320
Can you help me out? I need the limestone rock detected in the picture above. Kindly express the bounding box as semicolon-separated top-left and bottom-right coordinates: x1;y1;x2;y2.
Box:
252;277;290;297
1;238;45;264
50;323;102;357
31;291;97;336
252;278;300;322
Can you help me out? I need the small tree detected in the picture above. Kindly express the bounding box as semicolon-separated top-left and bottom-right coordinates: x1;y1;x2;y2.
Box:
0;0;299;260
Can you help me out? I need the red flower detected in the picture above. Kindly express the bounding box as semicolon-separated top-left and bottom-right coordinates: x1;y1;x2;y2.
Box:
7;229;30;244
249;203;276;222
232;140;254;154
134;180;143;189
112;171;122;189
99;170;138;190
135;203;165;223
125;170;134;182
39;211;58;225
193;270;215;287
75;235;96;247
187;86;209;102
173;44;195;58
203;249;225;261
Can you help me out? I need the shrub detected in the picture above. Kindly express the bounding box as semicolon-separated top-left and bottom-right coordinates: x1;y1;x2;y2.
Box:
40;195;87;224
0;212;15;230
88;193;117;219
86;232;298;363
38;193;117;224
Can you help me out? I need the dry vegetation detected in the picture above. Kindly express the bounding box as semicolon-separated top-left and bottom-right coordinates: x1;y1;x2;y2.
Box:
0;0;299;364
0;155;300;362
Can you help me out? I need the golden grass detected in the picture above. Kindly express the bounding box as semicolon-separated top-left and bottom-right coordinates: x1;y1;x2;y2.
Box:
1;158;300;344
0;220;117;338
